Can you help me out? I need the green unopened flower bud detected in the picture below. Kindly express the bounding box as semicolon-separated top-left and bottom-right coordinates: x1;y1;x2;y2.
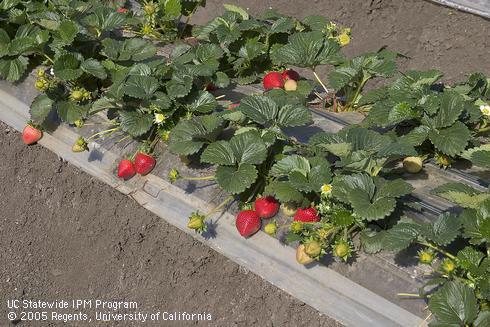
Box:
441;258;456;274
333;240;351;261
304;240;322;257
264;221;277;236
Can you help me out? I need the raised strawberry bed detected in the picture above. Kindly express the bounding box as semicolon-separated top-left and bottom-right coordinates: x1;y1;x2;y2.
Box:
1;1;489;326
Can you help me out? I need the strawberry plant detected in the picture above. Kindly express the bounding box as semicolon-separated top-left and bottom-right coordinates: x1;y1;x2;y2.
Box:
370;185;490;326
270;28;398;112
192;6;347;84
362;70;489;167
133;0;205;41
286;173;413;263
309;126;417;176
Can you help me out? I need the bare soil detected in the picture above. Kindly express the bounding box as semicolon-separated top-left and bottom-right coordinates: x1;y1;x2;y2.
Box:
192;0;490;84
0;121;340;326
1;1;489;326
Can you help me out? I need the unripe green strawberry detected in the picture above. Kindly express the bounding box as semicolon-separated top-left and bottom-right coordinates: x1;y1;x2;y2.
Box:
281;203;297;217
304;240;322;257
290;221;303;233
264;221;277;236
333;240;351;261
188;212;206;233
418;248;435;265
403;156;423;173
441;258;456;274
72;137;88;152
296;244;314;265
35;79;48;91
70;90;83;102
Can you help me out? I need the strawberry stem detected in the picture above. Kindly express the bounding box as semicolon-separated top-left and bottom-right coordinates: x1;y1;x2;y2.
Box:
417;241;456;260
313;71;329;95
204;195;234;219
86;127;120;141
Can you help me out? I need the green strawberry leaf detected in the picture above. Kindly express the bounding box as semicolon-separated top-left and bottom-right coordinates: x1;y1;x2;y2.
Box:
264;180;305;204
119;110;153;137
271;155;311;177
56;20;78;44
0;56;28;81
428;122;471;156
461;144;490;168
360;229;386;253
382;222;421;251
80;59;107;79
215;164;258;194
432;182;490;209
53;53;82;81
428;281;478;326
186;90;217;113
123;75;159;99
82;7;126;32
276;104;312;127
102;38;156;62
56;101;87;124
169;115;224;156
421;212;461;246
238;95;279;125
271;31;343;68
431;92;464;129
30;94;54;125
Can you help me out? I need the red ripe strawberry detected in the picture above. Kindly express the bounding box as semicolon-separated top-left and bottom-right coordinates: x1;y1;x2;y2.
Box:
282;69;300;81
227;103;240;110
263;71;284;90
117;7;128;13
22;125;42;145
294;207;320;223
236;210;261;238
117;159;136;180
254;196;279;219
134;152;156;175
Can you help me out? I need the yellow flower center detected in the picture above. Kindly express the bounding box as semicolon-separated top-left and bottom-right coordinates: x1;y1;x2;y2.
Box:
321;184;332;194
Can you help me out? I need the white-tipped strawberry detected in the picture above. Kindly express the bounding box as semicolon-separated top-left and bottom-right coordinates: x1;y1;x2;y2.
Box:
403;156;423;174
284;79;297;91
263;71;284;90
22;124;42;145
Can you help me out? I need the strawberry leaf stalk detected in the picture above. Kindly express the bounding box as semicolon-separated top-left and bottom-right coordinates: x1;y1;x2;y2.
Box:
168;168;215;183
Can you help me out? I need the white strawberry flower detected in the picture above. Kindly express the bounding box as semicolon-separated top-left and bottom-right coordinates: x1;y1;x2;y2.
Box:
154;113;166;125
480;104;490;117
